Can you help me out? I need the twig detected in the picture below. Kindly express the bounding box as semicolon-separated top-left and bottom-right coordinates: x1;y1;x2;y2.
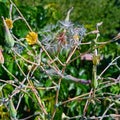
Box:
66;46;77;64
13;17;22;22
14;55;26;77
0;79;17;88
96;80;120;92
27;79;48;115
69;34;120;65
97;56;120;80
83;89;93;116
51;46;82;120
60;74;120;106
37;40;59;71
27;86;57;90
19;114;36;120
2;64;18;82
12;49;39;65
67;114;120;120
9;4;12;20
61;92;90;105
100;103;115;120
16;94;24;111
64;75;91;84
9;0;32;31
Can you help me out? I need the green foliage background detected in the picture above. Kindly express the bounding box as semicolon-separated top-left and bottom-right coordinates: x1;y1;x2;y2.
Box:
0;0;120;120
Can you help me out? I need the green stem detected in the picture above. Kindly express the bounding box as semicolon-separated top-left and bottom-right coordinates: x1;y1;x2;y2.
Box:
92;64;98;89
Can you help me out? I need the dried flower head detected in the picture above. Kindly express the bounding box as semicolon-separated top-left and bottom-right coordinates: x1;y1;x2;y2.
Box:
57;31;67;45
41;19;86;54
26;32;38;45
5;18;13;29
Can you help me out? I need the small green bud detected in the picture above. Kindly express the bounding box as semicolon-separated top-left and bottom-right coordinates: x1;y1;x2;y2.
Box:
2;16;15;49
9;99;17;119
92;55;100;65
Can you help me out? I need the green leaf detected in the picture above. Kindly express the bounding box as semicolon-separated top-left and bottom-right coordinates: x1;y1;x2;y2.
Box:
45;79;52;87
2;84;13;98
24;94;30;108
9;99;17;119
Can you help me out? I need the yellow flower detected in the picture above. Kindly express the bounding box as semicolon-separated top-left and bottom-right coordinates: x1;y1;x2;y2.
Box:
92;55;100;65
73;34;80;41
26;32;38;45
5;18;13;29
